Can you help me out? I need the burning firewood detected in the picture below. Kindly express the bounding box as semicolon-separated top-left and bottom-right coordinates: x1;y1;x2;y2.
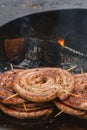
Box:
58;39;87;58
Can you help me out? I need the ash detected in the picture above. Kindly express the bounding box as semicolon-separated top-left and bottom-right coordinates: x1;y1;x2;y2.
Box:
59;51;87;74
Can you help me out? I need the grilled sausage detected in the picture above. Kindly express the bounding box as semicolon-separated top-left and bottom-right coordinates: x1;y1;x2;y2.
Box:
54;99;86;116
0;103;53;119
61;73;87;110
12;68;74;102
0;69;26;105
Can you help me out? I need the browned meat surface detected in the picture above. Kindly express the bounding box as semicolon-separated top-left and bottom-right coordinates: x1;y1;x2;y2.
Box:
0;103;53;119
61;73;87;110
0;67;86;120
12;68;74;102
0;69;26;105
57;69;75;100
54;99;86;117
8;102;53;112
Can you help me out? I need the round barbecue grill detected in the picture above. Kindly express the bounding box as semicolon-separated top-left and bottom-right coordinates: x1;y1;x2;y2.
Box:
0;0;87;130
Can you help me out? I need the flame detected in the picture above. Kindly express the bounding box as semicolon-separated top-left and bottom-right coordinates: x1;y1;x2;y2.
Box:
57;39;65;47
